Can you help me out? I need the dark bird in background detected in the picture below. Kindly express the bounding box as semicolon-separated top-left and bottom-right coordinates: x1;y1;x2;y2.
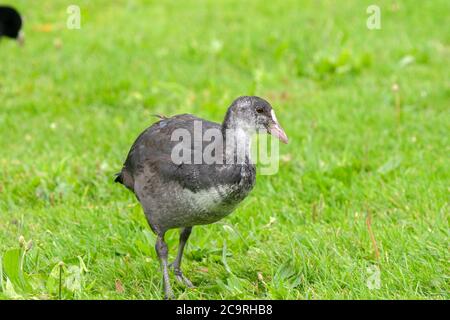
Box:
0;6;24;45
115;96;288;299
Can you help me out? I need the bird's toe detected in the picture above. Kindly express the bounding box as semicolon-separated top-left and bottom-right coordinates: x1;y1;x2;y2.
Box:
176;273;194;288
164;289;175;300
170;265;195;288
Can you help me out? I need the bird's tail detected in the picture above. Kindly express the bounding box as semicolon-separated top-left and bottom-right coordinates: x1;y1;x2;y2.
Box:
152;113;168;120
114;171;123;184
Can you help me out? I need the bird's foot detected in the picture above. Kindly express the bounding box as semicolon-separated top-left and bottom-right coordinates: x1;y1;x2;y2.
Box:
164;290;175;300
163;282;175;300
169;264;194;288
175;270;194;288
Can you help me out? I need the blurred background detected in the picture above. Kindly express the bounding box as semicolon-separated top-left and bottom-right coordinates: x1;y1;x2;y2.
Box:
0;0;448;299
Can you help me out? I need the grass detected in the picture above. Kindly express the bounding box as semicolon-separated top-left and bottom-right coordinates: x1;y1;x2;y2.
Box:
0;0;449;299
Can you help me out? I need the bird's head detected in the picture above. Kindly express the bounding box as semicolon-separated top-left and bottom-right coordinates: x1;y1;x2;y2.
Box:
223;96;288;144
0;6;24;45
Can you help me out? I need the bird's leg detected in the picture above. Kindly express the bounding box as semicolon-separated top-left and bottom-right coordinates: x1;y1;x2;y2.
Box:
155;234;174;299
170;227;194;288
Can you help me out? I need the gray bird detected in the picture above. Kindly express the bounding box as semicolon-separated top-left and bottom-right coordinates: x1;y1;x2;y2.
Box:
115;96;288;299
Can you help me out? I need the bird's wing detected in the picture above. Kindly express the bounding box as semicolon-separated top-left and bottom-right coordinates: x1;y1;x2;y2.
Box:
118;114;244;192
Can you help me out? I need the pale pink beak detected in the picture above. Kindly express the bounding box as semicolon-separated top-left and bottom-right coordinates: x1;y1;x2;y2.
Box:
17;31;25;46
268;109;288;144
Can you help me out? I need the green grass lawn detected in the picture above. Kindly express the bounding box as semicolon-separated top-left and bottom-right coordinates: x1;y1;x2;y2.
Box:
0;0;448;299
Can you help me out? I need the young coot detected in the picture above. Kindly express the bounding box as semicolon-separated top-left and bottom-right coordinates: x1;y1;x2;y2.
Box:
115;96;288;299
0;6;24;44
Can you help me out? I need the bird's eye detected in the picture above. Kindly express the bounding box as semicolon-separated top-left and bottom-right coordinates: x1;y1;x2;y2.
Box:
256;107;264;114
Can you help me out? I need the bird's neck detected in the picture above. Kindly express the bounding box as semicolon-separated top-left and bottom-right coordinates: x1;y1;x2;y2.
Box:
222;119;253;165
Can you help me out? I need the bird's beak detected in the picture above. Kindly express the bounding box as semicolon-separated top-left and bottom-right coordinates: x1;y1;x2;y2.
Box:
268;109;288;144
17;31;25;46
